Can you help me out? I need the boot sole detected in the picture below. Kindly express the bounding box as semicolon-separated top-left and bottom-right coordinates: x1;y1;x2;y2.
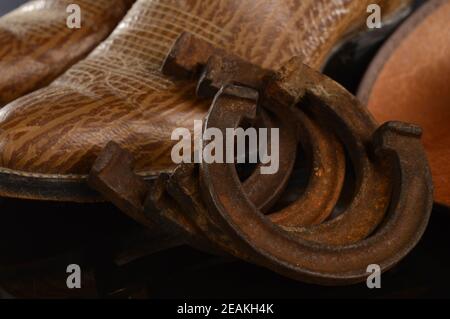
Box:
0;167;161;202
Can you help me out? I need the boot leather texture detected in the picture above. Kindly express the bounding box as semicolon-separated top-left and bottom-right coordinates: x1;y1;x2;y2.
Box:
0;0;410;201
0;0;135;106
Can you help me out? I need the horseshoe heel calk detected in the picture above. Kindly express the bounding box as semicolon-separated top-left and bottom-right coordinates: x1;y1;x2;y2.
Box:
372;121;433;235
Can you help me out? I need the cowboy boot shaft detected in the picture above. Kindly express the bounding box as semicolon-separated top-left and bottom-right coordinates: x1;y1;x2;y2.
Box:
0;0;411;201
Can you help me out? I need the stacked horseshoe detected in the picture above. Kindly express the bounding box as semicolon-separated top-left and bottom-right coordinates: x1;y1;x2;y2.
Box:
89;33;433;286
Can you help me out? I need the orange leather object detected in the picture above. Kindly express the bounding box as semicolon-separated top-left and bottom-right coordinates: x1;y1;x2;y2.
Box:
359;0;450;206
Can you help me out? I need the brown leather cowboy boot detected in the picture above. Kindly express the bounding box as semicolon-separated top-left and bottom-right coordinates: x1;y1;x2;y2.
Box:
0;0;135;105
0;0;411;202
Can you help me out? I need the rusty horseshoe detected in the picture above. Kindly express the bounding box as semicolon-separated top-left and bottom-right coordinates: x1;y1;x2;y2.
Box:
88;35;433;286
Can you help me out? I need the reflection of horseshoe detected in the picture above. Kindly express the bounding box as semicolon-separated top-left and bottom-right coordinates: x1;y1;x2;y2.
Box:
194;61;432;284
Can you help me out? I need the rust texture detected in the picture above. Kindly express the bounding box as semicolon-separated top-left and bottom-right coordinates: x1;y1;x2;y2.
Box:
89;33;433;285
